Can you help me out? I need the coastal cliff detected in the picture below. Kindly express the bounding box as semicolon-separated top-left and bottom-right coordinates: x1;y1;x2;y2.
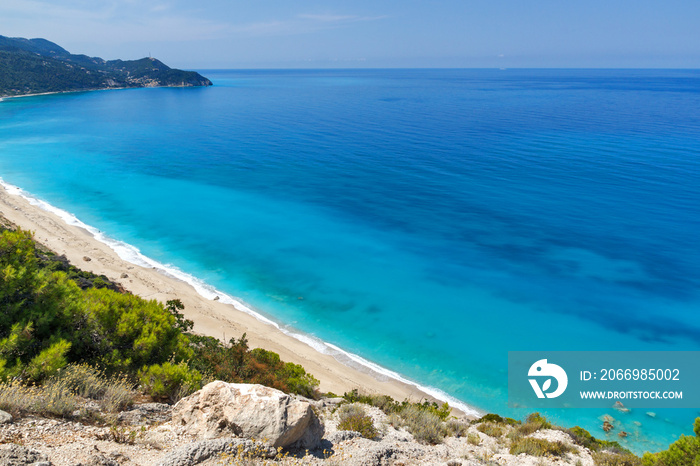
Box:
0;35;211;97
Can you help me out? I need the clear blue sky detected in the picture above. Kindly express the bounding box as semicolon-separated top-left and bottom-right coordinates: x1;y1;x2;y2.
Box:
1;0;699;69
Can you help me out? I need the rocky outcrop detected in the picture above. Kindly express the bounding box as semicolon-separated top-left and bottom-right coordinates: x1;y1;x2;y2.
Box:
117;403;171;426
172;381;324;449
0;444;51;465
156;438;276;466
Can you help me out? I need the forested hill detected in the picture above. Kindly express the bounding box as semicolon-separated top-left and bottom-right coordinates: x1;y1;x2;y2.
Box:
0;35;212;97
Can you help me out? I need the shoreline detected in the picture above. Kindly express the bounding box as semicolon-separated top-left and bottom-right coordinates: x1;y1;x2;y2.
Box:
0;88;127;101
0;82;212;102
0;180;480;419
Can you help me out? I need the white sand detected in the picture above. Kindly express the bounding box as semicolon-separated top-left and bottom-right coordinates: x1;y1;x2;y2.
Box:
0;183;477;417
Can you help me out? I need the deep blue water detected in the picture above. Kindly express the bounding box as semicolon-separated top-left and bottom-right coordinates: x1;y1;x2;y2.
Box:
1;69;699;452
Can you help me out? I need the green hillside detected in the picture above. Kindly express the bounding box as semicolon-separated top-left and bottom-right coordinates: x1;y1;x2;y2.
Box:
0;35;212;97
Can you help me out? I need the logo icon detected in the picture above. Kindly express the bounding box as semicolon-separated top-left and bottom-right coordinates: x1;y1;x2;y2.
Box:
528;359;568;398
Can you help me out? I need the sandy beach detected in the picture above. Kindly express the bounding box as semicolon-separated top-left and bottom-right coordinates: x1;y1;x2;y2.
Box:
0;182;474;416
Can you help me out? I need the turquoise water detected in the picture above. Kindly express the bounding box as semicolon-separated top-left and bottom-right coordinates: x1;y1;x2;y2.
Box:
1;69;699;452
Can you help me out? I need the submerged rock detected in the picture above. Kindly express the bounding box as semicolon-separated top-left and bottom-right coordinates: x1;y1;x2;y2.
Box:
172;381;324;449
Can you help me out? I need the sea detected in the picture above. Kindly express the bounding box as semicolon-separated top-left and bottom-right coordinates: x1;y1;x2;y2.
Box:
1;69;699;453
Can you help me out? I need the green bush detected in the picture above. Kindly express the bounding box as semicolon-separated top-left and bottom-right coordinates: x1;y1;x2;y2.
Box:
26;339;71;382
565;425;631;455
279;362;320;399
343;388;451;420
188;335;320;399
138;361;202;402
509;437;574;457
516;412;552;436
0;229;193;381
642;418;700;466
477;413;521;426
337;404;378;439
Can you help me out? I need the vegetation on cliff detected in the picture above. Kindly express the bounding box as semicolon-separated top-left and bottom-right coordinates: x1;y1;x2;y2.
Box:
0;35;211;97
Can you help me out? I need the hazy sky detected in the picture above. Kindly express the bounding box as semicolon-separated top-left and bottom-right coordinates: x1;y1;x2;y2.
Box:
1;0;699;69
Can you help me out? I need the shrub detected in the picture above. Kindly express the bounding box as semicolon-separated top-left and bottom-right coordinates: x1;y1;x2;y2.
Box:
55;363;134;412
509;437;574;457
138;361;202;402
343;389;452;420
641;418;700;466
337;404;378;439
445;419;469;437
477;413;521;426
0;229;193;380
26;339;72;382
467;432;481;445
476;422;505;438
389;404;445;444
0;379;78;417
565;425;631;455
595;452;642;466
36;378;79;417
516;412;552;436
279;362;320;400
0;380;34;414
188;336;320;399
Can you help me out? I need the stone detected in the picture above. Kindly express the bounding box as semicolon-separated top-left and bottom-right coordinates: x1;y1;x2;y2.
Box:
83;256;91;262
326;430;362;443
172;381;324;449
117;403;171;425
0;444;51;465
0;409;12;424
120;273;128;279
79;455;119;466
156;438;276;466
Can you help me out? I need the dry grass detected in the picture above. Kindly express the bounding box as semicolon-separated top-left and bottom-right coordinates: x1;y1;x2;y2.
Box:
0;363;134;418
591;451;642;466
467;432;481;445
515;412;552;436
476;422;505;438
389;405;445;444
509;437;574;457
54;363;134;412
445;419;469;437
0;379;78;417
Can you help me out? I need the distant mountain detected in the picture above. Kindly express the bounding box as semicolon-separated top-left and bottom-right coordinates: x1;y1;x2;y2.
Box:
0;35;212;97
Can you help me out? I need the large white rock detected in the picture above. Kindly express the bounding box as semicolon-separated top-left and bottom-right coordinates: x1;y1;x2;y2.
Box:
172;381;323;449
